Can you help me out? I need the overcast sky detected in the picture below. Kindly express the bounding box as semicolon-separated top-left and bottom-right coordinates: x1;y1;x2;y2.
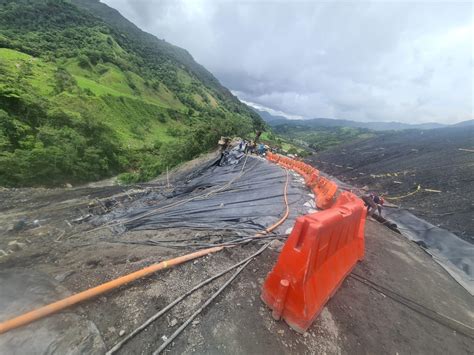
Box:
102;0;473;124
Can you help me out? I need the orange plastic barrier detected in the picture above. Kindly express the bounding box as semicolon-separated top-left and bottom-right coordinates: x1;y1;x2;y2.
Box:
266;153;337;210
313;176;338;210
304;170;319;187
261;192;366;333
267;152;278;163
293;161;307;177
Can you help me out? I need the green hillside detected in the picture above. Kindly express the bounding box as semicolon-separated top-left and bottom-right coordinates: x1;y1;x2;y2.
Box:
271;123;376;152
0;0;264;186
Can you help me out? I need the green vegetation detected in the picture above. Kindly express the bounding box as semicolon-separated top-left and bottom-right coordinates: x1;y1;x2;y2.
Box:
271;124;375;152
259;131;310;157
0;0;264;186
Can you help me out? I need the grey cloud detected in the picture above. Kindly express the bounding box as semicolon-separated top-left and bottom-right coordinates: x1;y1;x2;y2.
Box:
103;0;473;124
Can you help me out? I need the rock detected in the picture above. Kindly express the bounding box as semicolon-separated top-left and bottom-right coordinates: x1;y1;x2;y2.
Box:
8;240;26;251
54;271;75;282
65;183;73;188
119;330;125;337
13;220;28;231
169;318;178;327
269;239;284;252
0;270;107;353
192;320;200;327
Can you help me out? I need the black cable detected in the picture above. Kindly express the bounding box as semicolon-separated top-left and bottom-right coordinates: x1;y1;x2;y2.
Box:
153;245;265;355
106;242;271;354
104;233;288;250
73;154;252;237
349;273;474;340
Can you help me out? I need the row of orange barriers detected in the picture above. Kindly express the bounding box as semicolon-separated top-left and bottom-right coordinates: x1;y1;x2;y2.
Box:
261;152;366;333
266;152;338;210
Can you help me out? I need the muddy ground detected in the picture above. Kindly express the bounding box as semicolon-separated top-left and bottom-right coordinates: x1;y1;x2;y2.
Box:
307;125;474;243
0;152;473;354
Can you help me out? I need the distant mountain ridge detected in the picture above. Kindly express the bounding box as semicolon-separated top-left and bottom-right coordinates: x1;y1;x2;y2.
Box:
255;108;459;131
452;119;474;127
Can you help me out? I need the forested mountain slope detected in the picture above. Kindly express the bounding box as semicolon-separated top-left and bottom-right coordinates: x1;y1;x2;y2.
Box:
0;0;263;186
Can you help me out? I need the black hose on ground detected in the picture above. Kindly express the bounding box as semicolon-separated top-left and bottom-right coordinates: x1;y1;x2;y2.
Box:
152;245;265;355
107;242;271;354
102;233;288;250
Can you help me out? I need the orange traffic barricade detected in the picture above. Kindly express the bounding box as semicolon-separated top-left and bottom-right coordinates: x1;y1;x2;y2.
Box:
314;177;338;209
261;192;366;333
304;170;319;188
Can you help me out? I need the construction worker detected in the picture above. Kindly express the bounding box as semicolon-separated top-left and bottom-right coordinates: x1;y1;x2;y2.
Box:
361;193;384;217
246;140;256;154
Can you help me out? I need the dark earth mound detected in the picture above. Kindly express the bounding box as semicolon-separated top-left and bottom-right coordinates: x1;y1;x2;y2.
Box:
307;126;474;243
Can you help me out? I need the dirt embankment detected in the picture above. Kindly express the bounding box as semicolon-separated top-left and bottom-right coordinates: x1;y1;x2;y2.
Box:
307;126;474;243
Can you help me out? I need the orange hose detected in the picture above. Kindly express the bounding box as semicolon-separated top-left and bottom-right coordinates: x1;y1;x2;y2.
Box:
266;169;290;233
0;166;291;335
0;246;223;334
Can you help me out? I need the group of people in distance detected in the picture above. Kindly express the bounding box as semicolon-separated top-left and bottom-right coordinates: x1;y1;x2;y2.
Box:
239;140;268;156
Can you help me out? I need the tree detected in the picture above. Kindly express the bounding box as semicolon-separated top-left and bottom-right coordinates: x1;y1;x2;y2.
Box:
78;54;92;69
54;68;77;94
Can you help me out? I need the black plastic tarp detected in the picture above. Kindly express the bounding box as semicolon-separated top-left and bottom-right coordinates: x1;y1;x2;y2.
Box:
385;208;473;295
94;153;311;236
